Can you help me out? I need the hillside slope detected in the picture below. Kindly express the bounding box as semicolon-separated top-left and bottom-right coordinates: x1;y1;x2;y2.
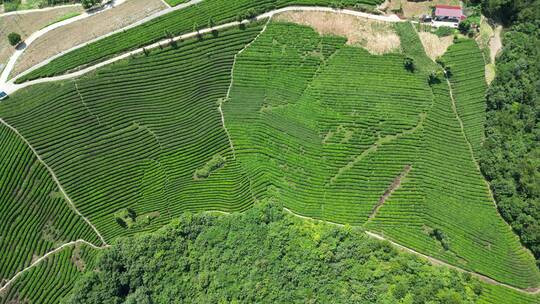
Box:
224;21;540;288
0;123;100;284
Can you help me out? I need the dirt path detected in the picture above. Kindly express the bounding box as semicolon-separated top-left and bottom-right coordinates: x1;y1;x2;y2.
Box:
10;0;167;79
489;26;502;64
283;207;540;295
0;118;107;246
219;18;271;160
369;164;412;219
0;239;109;295
3;6;401;94
0;0;134;88
5;0;203;87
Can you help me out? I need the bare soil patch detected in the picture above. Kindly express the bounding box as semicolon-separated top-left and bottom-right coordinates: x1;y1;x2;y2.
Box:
276;11;400;55
11;0;166;77
485;62;495;84
71;243;86;271
418;31;453;60
488;25;502;64
369;164;412;219
0;5;82;72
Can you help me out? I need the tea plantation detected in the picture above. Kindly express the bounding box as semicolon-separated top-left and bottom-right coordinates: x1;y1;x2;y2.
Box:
0;124;100;284
15;0;383;83
0;16;539;304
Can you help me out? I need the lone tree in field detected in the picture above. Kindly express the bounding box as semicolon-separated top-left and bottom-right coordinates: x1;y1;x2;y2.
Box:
404;56;415;72
81;0;99;9
7;32;21;47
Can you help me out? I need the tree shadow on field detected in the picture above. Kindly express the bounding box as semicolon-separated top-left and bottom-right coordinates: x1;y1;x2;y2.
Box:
15;42;27;51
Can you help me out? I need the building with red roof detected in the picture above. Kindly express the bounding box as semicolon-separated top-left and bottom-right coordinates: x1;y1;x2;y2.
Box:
434;5;465;21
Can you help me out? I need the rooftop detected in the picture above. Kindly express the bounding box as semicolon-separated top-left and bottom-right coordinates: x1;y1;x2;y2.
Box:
434;5;464;19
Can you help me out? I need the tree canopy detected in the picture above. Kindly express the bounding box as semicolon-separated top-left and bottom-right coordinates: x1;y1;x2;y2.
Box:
479;0;540;267
64;202;484;304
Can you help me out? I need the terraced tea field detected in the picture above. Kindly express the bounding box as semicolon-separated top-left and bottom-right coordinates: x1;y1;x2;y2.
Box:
0;11;538;304
441;39;487;157
0;24;263;242
0;243;97;304
15;0;383;83
224;22;539;288
0;123;100;284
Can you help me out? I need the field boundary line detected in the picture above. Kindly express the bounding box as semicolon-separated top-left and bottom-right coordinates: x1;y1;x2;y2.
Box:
330;115;424;185
4;6;402;94
220;18;271;159
445;77;540;273
74;81;101;125
282;207;540;295
0;118;107;246
0;239;109;295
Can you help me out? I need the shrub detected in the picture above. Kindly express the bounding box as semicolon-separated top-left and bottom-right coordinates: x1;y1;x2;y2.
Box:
7;32;21;46
114;208;136;228
81;0;99;9
458;19;472;35
429;228;451;250
194;154;225;179
404;56;415;72
434;26;454;37
428;71;442;85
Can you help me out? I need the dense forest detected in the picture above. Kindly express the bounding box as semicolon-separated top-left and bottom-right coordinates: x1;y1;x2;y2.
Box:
65;202;484;303
478;0;540;266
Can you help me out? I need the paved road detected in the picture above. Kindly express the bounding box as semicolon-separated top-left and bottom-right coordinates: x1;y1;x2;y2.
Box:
6;0;204;87
0;0;132;88
3;6;402;95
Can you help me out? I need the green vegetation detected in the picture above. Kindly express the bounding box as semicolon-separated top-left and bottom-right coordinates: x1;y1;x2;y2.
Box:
64;202;486;303
1;0;77;11
434;26;456;37
0;23;264;242
393;22;437;74
478;282;540;304
0;123;100;284
194;154;226;179
114;208;160;228
4;19;537;294
164;0;188;7
1;0;539;300
224;21;539;288
441;39;487;157
80;0;98;9
367;77;539;289
7;32;21;46
479;1;540;267
0;243;98;304
15;0;382;83
1;0;22;11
